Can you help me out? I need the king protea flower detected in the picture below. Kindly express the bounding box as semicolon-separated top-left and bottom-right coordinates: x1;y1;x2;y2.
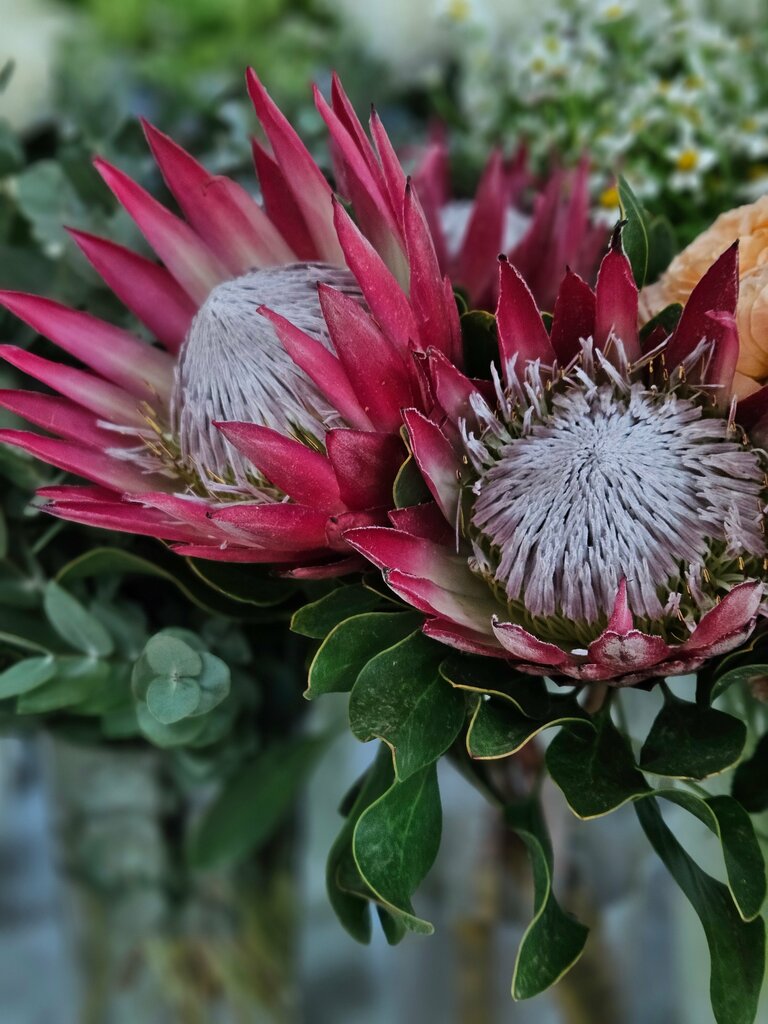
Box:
0;71;465;573
412;136;603;310
347;235;768;685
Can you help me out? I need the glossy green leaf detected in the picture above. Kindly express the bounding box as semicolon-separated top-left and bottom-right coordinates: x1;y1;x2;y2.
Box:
618;176;649;287
505;798;589;999
640;692;746;779
353;761;441;935
461;309;500;380
43;581;114;658
185;559;293;607
639;302;683;341
732;734;768;814
467;695;587;759
392;451;431;508
291;585;383;639
146;674;201;725
546;710;651;818
305;611;422;698
188;733;329;870
636;798;765;1024
439;653;550;718
326;745;397;945
646;215;677;281
709;664;768;705
0;656;56;699
350;632;465;780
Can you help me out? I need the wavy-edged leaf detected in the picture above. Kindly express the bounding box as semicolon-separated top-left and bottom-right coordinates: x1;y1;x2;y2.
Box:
439;653;550;718
636;798;765;1024
350;631;465;780
305;611;422;698
506;798;589;999
353;760;441;935
640;691;746;779
467;695;587;759
732;734;768;814
291;584;383;639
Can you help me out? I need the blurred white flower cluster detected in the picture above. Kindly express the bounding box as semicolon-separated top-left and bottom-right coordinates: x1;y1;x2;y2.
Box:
330;0;768;229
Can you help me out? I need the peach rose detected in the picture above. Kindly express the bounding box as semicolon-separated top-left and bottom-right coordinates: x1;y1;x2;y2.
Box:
640;195;768;395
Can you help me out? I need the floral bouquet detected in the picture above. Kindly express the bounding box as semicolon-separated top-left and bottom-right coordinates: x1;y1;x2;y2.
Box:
1;67;767;1024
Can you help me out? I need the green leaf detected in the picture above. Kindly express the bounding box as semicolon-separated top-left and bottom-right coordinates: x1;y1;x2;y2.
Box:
135;700;210;749
546;710;651;818
439;653;550;718
392;452;431;508
640;691;746;779
188;733;329;870
146;675;201;725
732;734;768;813
618;176;649;287
353;761;441;935
56;547;277;621
708;664;768;705
305;611;422;698
0;656;56;699
505;798;589;999
461;309;500;380
185;560;293;607
349;632;466;780
16;656;110;714
144;633;203;678
467;695;587;759
636;798;765;1024
639;302;683;341
43;581;114;658
192;652;231;715
327;745;397;944
646;215;677;281
291;585;383;639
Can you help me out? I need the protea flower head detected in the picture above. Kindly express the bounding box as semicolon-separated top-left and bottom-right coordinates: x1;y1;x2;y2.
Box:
411;134;603;310
0;71;463;573
347;234;768;685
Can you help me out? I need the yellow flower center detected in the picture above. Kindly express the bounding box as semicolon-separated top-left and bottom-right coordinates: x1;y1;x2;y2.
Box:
447;0;470;21
599;184;620;209
675;149;699;172
603;4;626;19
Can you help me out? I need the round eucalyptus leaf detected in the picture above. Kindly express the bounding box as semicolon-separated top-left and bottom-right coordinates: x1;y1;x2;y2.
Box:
135;701;208;748
146;675;201;725
144;634;203;679
192;652;231;716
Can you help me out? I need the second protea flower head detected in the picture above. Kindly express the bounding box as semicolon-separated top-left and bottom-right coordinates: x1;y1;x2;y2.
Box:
0;71;465;572
348;234;768;685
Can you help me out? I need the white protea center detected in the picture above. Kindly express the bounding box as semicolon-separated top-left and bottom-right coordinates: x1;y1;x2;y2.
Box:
171;262;359;489
470;380;767;625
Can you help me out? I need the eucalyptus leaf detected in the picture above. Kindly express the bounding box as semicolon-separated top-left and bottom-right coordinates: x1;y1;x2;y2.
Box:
188;733;329;870
43;581;114;658
636;798;765;1024
640;692;746;779
144;633;203;678
349;631;465;780
16;656;110;714
135;701;209;748
353;761;441;935
506;798;589;1000
306;612;422;698
191;652;231;715
146;675;201;725
0;656;56;699
291;585;383;639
